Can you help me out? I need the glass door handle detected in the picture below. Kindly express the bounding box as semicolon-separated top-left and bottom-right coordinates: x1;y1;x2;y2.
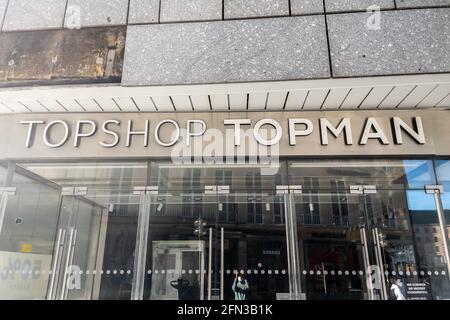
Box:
60;227;78;300
0;192;9;234
47;228;66;300
207;228;213;300
220;227;224;300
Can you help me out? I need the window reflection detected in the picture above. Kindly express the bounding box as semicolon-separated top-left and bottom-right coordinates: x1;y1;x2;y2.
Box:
289;159;436;189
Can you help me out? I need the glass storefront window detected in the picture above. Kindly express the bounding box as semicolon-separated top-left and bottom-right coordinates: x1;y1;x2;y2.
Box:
0;158;449;300
288;159;436;190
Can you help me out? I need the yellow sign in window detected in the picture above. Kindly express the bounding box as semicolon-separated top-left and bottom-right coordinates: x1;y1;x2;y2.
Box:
20;243;33;253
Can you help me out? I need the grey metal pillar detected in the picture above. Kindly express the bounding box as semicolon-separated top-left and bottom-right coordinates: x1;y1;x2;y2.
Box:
131;192;151;300
426;185;450;280
283;193;302;300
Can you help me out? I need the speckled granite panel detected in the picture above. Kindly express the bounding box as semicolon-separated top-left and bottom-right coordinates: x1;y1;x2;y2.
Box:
129;0;160;24
325;0;395;12
65;0;128;27
3;0;67;31
224;0;289;19
291;0;324;15
328;9;450;77
123;16;330;85
160;0;221;22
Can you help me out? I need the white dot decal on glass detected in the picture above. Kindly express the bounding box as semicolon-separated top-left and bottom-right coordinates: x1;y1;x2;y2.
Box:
442;271;446;275
100;270;104;274
359;271;364;276
385;271;389;275
330;271;335;275
113;270;117;275
281;270;286;275
257;263;262;268
434;271;439;275
344;271;349;275
338;271;342;275
275;270;279;275
324;271;328;275
427;271;432;275
106;270;111;274
181;269;186;274
392;271;396;276
309;270;314;275
398;271;403;276
226;270;230;274
254;270;258;275
120;270;125;275
261;270;265;275
93;270;97;275
247;270;251;274
413;271;418;276
188;270;193;274
155;270;159;274
268;270;272;275
302;270;307;275
240;269;245;274
317;271;321;275
352;271;356;275
420;271;425;275
161;270;166;274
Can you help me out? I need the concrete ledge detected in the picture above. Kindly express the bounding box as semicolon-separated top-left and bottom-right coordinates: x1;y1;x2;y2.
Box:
122;16;330;86
328;8;450;77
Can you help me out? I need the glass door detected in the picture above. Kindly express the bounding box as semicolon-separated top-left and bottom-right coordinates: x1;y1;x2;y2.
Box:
48;192;104;300
137;190;216;300
17;161;148;300
289;189;368;300
216;189;289;301
0;166;61;300
134;187;292;301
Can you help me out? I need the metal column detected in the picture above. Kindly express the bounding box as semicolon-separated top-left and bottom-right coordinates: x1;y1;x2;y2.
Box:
283;193;302;300
426;185;450;281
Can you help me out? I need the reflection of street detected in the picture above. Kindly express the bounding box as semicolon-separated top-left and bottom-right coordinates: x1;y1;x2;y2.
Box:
150;241;204;300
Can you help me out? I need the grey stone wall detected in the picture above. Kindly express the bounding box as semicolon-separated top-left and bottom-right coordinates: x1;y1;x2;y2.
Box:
0;0;449;86
2;0;450;31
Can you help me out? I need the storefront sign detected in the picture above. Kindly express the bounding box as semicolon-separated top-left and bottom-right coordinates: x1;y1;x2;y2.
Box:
406;281;432;300
0;110;449;159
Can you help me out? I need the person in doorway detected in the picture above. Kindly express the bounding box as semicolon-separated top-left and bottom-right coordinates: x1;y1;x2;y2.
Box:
232;272;250;300
389;277;407;300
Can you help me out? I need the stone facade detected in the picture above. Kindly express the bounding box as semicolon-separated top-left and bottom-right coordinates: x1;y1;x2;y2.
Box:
0;0;449;86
